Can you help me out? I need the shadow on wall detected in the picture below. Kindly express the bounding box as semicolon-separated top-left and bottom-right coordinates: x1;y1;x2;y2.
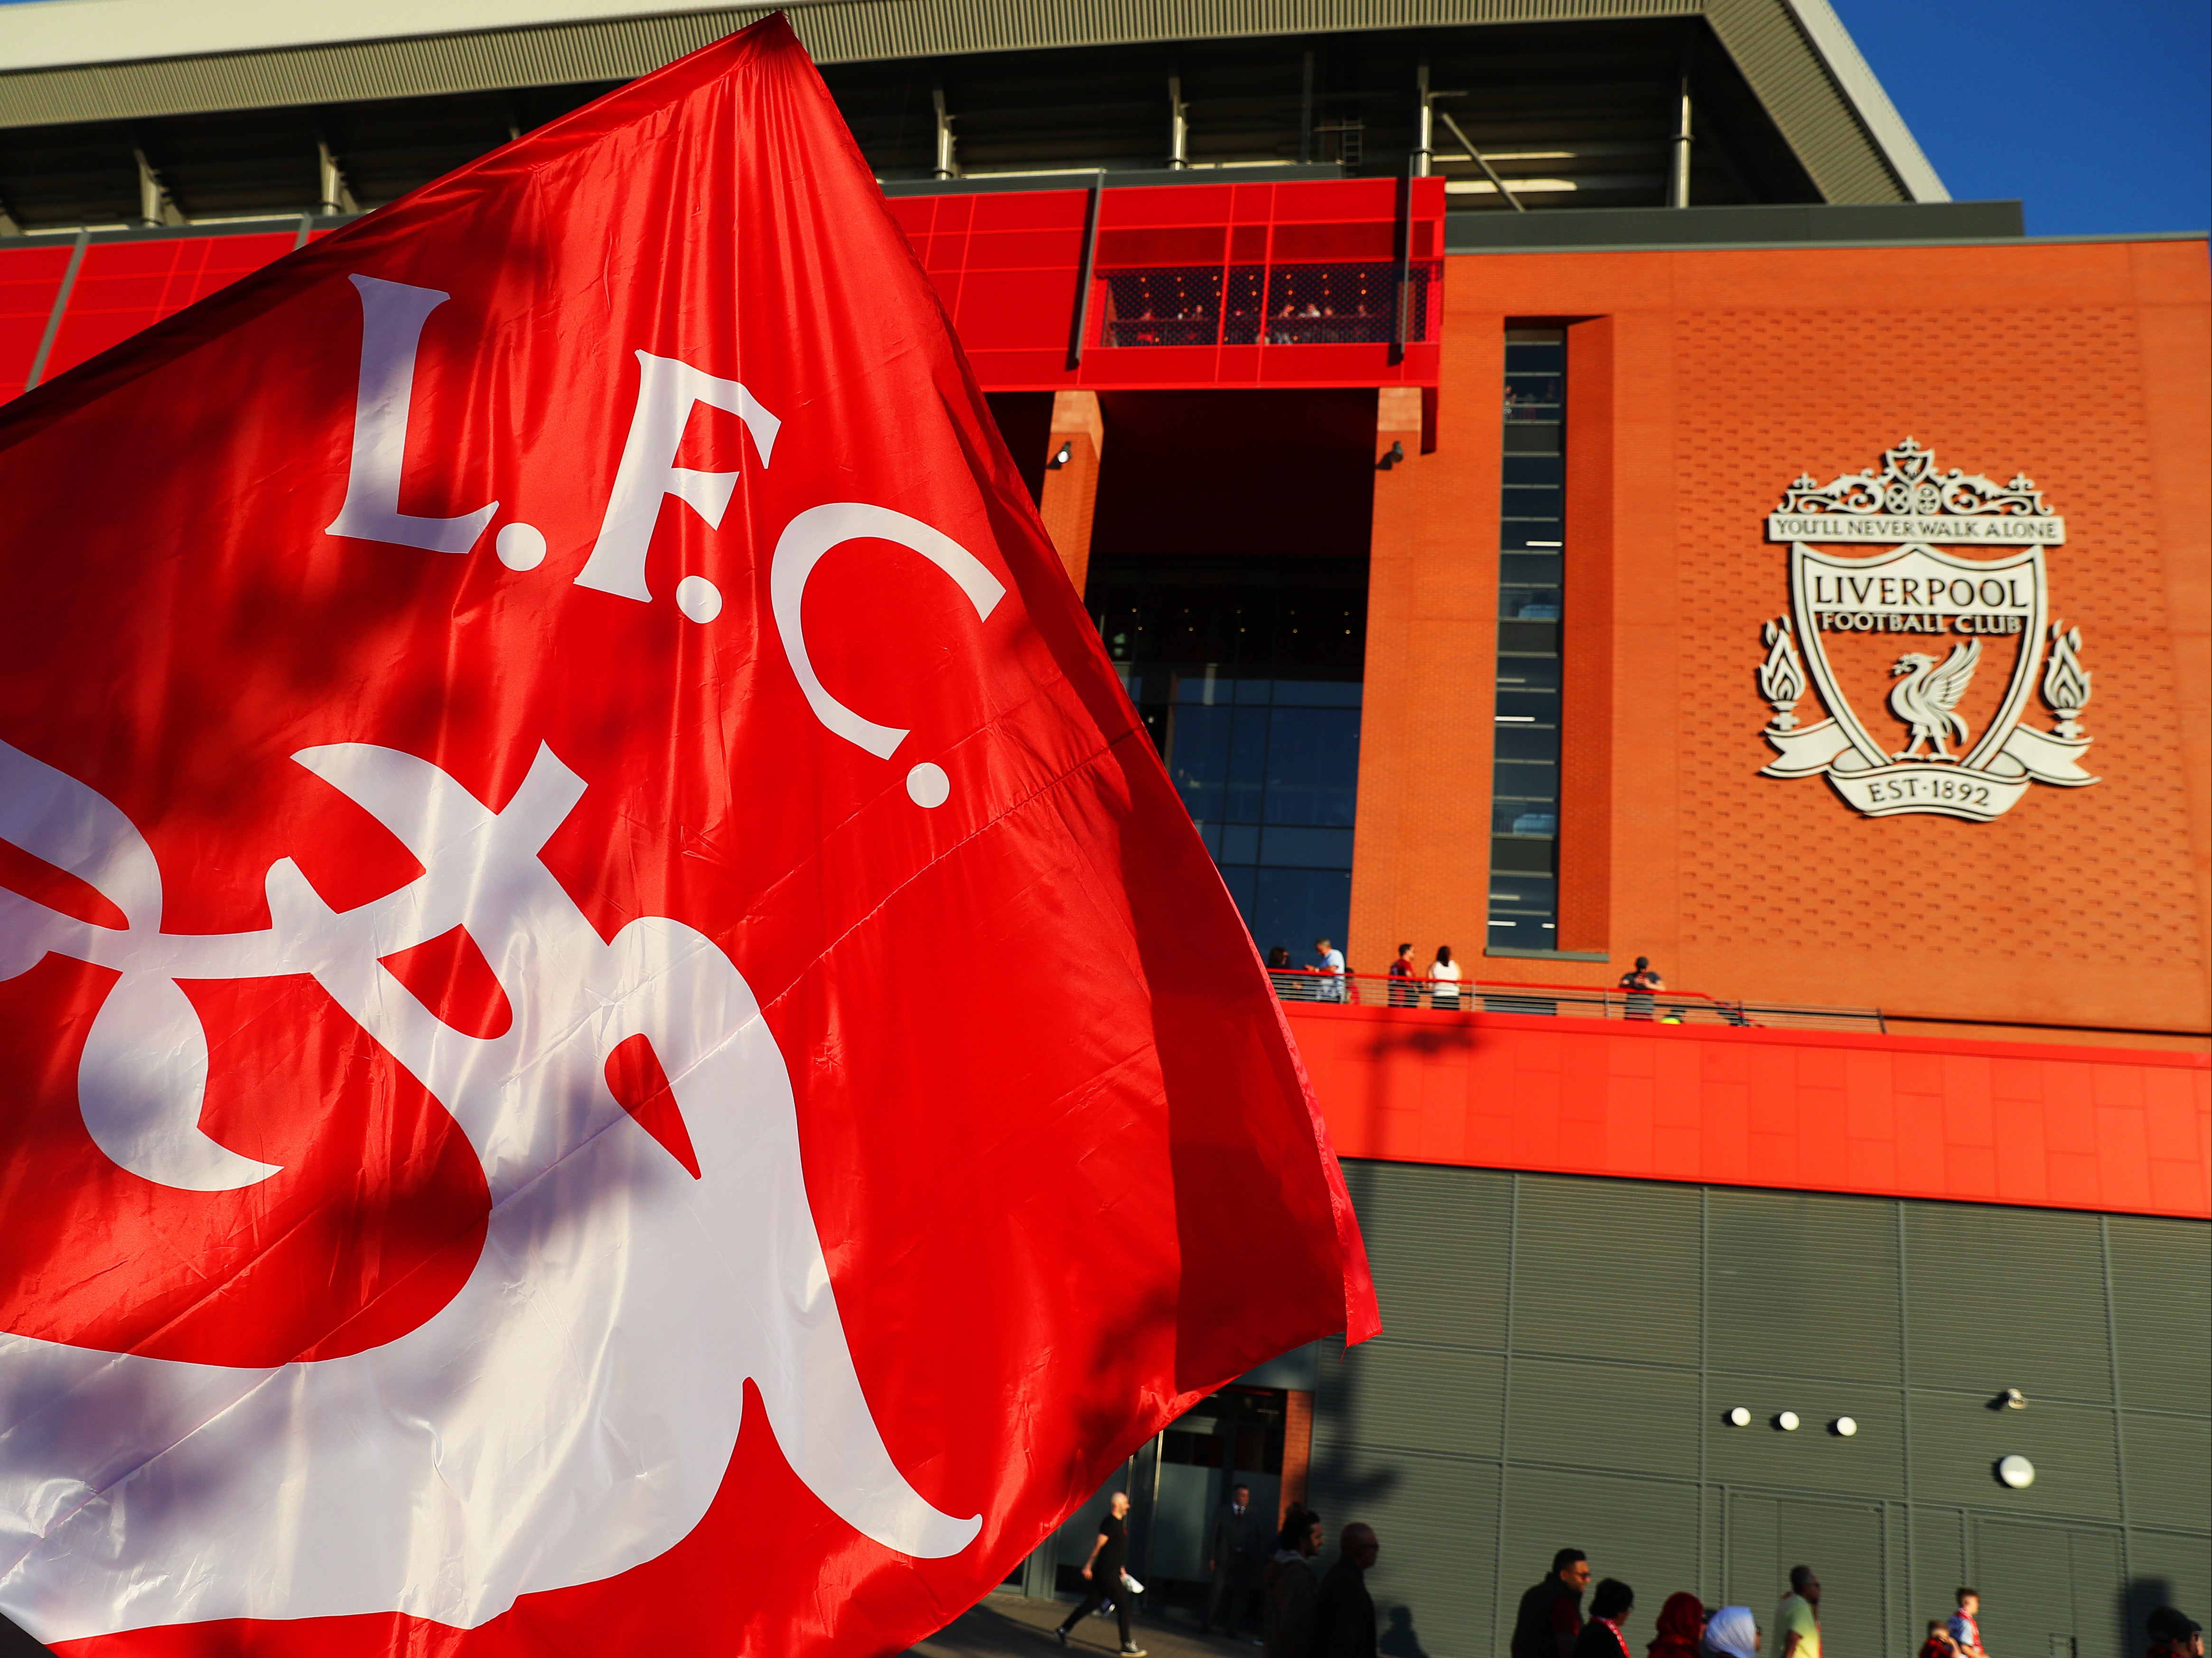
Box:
2124;1577;2175;1658
1381;1603;1433;1658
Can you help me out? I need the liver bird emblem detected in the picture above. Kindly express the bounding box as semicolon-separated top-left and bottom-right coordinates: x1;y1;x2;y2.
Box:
1887;639;1981;759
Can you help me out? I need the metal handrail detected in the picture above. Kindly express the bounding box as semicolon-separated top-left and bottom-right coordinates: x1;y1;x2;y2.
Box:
1268;969;1885;1034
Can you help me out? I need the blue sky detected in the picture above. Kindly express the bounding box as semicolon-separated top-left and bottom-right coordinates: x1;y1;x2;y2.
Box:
1833;0;2211;235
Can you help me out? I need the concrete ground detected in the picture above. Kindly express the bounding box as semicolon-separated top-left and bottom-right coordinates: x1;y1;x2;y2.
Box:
906;1592;1269;1658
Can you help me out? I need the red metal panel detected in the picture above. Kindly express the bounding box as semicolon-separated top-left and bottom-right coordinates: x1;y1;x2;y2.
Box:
967;189;1089;232
950;268;1078;351
0;243;73;393
1284;1000;2212;1219
962;226;1087;270
42;233;292;381
1099;183;1237;225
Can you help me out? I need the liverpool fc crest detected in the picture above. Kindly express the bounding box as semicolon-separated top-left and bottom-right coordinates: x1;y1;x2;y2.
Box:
1753;438;2097;821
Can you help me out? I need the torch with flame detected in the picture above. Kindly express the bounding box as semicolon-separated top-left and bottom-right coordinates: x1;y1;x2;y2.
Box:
1757;617;1807;731
2042;621;2092;740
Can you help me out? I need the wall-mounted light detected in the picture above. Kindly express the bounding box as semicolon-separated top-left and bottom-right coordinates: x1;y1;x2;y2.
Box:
1046;440;1073;470
1376;440;1404;471
1726;1407;1752;1427
1996;1454;2036;1489
1775;1411;1800;1432
1832;1417;1858;1437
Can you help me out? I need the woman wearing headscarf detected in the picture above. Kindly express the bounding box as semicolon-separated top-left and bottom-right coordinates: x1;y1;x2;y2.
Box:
1704;1606;1761;1658
1650;1594;1706;1658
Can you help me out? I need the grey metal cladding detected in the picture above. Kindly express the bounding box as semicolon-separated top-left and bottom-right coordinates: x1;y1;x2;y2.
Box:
1707;1188;1902;1384
2126;1530;2212;1642
2106;1215;2212;1415
1511;1174;1701;1366
1910;1390;2123;1520
0;0;1913;204
1509;1353;1702;1479
1910;1506;1968;1621
1706;1371;1905;1496
1341;1162;1512;1351
1306;1454;1502;1658
1969;1519;2078;1658
2121;1410;2212;1528
1503;1463;1700;1618
1968;1519;2130;1658
1904;1205;2115;1401
1703;0;1907;202
1773;1497;1885;1657
1317;1340;1508;1460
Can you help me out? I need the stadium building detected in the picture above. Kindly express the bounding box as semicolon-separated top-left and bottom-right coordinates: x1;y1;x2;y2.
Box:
1;4;2206;1655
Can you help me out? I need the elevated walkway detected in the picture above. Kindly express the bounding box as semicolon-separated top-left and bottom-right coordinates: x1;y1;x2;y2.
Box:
1282;997;2210;1220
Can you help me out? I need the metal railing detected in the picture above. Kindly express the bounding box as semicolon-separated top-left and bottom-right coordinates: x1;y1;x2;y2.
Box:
1269;969;1885;1034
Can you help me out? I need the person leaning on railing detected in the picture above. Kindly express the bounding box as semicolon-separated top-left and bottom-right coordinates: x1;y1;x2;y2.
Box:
1388;945;1418;1006
1428;945;1462;1010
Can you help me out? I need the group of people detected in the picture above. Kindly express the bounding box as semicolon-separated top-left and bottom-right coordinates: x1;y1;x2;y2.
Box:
1265;941;1678;1020
1513;1553;1823;1658
1054;1521;2206;1658
1051;1491;1387;1658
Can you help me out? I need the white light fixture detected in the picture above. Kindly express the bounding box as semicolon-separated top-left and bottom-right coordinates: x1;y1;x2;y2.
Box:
2002;1388;2027;1410
1997;1454;2036;1489
1775;1411;1800;1431
1727;1407;1752;1427
1832;1417;1858;1437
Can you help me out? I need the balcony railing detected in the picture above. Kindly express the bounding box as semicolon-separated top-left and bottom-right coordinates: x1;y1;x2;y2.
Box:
1269;970;1886;1034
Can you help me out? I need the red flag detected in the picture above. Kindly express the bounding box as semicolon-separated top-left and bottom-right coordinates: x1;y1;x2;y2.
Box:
0;13;1374;1656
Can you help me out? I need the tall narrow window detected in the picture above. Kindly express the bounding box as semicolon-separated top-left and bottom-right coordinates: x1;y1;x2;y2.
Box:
1489;329;1565;950
1090;553;1365;959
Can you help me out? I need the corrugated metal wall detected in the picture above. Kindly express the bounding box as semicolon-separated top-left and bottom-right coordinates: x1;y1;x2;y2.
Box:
1308;1162;2212;1658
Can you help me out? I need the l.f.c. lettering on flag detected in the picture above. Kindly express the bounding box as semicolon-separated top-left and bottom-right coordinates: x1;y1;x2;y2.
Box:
0;12;1377;1656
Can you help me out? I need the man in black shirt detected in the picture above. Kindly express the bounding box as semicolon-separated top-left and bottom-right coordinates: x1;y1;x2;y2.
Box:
1512;1549;1592;1658
1056;1491;1146;1655
1316;1523;1379;1658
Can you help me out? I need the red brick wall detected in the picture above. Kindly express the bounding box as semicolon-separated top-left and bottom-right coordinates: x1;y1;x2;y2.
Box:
1353;238;2212;1044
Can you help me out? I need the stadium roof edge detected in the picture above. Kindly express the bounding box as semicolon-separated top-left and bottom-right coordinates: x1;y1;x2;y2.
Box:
0;0;1941;205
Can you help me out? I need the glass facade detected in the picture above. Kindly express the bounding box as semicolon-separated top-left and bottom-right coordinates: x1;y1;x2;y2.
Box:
1091;554;1365;959
1490;329;1565;950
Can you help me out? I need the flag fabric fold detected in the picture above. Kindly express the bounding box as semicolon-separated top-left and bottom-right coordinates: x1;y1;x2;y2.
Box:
0;14;1376;1654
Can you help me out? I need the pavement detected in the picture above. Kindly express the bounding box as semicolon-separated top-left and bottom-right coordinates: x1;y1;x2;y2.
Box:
906;1592;1269;1658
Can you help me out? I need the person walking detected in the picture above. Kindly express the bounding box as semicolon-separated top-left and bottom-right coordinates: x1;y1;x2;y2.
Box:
1316;1524;1380;1658
1314;938;1347;1003
1649;1593;1705;1658
1512;1549;1591;1658
1388;944;1418;1006
1205;1481;1269;1639
1055;1491;1145;1655
1775;1567;1820;1658
1704;1608;1761;1658
1428;945;1462;1010
1265;1506;1325;1658
1574;1581;1636;1658
1949;1589;1990;1658
1618;957;1662;1020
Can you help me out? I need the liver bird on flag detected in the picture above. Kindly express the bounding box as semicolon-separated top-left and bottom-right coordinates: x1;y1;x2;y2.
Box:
1888;639;1981;759
0;13;1375;1656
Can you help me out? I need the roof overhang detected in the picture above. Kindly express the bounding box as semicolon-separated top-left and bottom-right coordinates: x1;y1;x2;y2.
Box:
0;0;1946;204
